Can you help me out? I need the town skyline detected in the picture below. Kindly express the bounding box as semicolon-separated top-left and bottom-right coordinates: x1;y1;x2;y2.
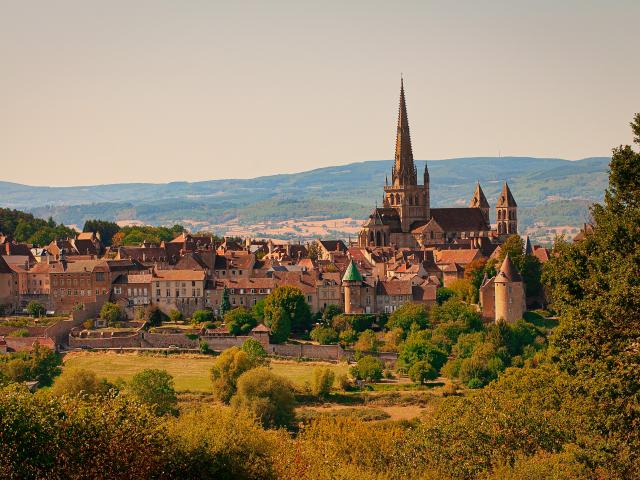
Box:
2;1;639;186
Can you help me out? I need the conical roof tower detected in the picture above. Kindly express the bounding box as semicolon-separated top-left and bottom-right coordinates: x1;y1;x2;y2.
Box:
497;182;517;207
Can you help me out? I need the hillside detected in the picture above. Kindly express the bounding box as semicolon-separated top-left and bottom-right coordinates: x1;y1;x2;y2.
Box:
1;156;609;243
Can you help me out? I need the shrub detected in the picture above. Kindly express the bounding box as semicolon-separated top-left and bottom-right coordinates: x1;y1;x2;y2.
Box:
350;355;383;382
225;307;257;335
50;368;114;398
164;405;279;479
321;304;341;325
335;373;351;391
231;367;295;428
467;377;484;389
82;319;94;330
199;340;210;354
26;301;45;317
100;302;124;326
143;305;167;327
241;338;268;364
339;327;358;345
168;309;183;323
311;367;335;397
310;325;339;345
0;343;61;386
210;347;260;403
353;329;380;352
191;309;214;325
8;328;29;337
408;361;438;384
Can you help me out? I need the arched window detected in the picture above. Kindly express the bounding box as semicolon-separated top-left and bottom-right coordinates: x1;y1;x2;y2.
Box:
415;194;419;205
375;231;382;246
409;195;413;206
369;231;374;244
396;193;401;204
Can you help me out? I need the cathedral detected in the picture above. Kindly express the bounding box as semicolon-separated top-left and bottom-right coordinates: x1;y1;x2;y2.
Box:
358;79;518;249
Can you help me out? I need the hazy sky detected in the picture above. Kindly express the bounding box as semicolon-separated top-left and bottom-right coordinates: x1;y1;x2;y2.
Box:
2;0;639;186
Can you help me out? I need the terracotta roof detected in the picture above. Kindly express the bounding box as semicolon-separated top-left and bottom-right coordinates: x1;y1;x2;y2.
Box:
49;259;109;273
220;277;276;290
153;269;206;281
376;279;413;296
429;208;491;232
533;246;550;263
251;324;271;333
435;249;480;265
412;284;437;302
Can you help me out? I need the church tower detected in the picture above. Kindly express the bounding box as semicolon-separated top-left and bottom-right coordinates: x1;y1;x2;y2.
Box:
496;181;518;237
469;182;490;224
382;78;430;233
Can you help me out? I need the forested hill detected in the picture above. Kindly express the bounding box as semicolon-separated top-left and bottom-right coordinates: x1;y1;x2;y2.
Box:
0;156;609;237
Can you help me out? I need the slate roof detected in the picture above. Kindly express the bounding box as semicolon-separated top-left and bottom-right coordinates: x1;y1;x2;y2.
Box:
496;254;521;282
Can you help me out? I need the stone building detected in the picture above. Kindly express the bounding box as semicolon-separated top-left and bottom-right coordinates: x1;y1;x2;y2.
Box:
479;254;526;323
358;79;517;249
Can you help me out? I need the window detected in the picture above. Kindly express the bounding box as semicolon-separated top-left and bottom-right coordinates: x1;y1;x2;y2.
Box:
102;289;107;295
166;289;170;297
67;289;71;296
95;272;105;281
191;281;195;287
156;289;160;296
128;288;132;296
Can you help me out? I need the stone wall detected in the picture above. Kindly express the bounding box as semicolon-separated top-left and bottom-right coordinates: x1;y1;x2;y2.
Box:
142;332;199;349
68;332;142;349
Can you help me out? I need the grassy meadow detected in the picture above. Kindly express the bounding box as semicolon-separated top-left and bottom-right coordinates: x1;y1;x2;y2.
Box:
63;351;350;393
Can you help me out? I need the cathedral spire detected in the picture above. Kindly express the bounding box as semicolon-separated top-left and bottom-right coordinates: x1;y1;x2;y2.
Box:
392;77;417;187
470;181;489;208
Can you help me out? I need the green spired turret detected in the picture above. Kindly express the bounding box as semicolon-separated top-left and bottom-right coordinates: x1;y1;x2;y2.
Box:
342;259;363;282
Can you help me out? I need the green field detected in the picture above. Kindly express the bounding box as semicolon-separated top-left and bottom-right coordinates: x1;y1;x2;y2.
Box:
63;352;349;393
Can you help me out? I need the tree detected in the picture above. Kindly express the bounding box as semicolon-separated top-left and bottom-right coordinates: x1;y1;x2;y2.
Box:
224;308;257;335
321;304;341;325
311;367;335;397
307;242;321;262
310;325;339;345
210;347;260;403
143;305;167;327
350;355;384;382
264;306;291;344
387;303;429;335
398;332;448;373
191;309;214;325
51;368;114;398
168;309;183;323
251;298;266;321
436;287;455;305
231;367;295;428
408;361;437;384
241;338;268;365
353;329;380;352
220;285;231;316
82;220;121;246
128;369;178;416
26;301;45;317
448;279;476;303
263;285;312;336
100;302;124;326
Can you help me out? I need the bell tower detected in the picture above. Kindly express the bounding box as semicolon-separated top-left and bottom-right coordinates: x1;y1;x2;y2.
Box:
382;77;430;232
496;181;518;237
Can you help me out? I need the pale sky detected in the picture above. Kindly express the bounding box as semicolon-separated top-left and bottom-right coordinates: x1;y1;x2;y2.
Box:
1;0;638;186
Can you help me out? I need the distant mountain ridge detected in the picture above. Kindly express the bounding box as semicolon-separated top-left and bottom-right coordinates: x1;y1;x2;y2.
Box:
0;156;609;240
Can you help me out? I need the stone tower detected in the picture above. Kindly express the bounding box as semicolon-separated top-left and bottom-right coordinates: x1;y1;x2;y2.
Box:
494;254;525;323
469;182;490;224
382;78;430;232
496;181;518;237
342;259;364;314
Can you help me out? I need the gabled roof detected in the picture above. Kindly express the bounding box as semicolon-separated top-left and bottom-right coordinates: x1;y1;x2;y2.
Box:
496;182;517;208
318;240;347;253
0;255;13;274
342;259;363;282
429;208;491;232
